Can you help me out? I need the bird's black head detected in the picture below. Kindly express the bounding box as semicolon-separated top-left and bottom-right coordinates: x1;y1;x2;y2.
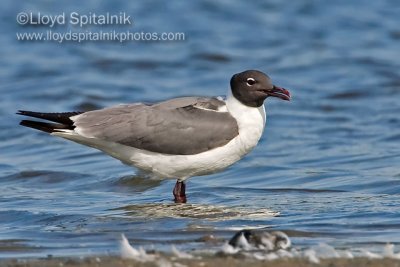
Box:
230;70;290;107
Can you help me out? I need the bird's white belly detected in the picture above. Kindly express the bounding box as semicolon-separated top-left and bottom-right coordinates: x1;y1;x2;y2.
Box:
126;123;264;179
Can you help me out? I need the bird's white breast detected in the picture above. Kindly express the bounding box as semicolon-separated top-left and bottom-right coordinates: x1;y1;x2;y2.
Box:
224;92;266;154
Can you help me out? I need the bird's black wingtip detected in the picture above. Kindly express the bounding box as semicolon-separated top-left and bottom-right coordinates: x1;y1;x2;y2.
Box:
16;110;34;116
15;110;82;125
19;119;55;133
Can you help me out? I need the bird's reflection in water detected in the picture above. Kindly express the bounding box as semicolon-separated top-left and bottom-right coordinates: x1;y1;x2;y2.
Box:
113;172;162;193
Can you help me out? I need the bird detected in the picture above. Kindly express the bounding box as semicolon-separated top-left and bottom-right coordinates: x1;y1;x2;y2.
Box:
17;70;290;203
228;229;291;251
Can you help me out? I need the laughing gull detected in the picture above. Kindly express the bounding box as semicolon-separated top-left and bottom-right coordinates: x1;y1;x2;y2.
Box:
17;70;290;203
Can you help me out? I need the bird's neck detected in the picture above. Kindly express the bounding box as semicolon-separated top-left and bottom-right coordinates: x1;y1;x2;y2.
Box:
225;92;266;153
226;95;265;155
225;92;266;126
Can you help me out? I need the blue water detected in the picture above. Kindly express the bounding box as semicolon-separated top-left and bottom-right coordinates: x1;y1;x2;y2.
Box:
1;0;400;258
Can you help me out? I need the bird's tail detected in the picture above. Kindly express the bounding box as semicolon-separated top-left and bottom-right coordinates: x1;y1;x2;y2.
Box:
17;110;83;133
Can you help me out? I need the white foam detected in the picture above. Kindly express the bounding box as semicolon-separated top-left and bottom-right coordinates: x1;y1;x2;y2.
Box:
360;249;383;259
304;249;320;264
119;234;156;262
383;243;400;259
171;245;194;259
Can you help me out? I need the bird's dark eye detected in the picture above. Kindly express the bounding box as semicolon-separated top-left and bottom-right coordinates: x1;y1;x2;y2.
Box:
246;78;256;86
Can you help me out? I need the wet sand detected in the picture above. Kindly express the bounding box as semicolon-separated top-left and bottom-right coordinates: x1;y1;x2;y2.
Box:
1;256;399;267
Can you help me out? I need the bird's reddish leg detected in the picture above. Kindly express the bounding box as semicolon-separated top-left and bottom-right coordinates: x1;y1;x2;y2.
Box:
173;180;187;203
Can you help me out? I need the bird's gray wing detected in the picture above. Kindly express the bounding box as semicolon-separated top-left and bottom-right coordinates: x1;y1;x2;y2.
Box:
152;96;227;111
72;97;239;155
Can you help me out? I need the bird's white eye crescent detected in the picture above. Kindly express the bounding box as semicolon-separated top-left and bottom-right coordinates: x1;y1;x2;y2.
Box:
246;78;256;86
